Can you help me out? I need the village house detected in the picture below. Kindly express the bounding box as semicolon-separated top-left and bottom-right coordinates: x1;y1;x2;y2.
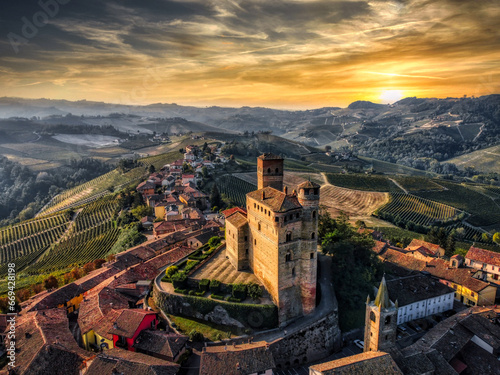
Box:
109;309;158;351
200;342;276;375
385;274;455;324
84;348;179;374
380;248;498;307
309;351;403;375
404;239;445;258
136;180;156;196
465;245;500;282
133;331;188;362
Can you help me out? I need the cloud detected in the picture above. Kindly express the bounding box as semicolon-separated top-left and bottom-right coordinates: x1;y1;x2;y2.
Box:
0;0;498;107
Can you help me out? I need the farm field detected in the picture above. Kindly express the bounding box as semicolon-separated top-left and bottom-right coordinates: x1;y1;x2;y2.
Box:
320;185;390;225
233;171;323;188
416;181;500;228
326;173;401;192
217;175;256;207
391;176;445;193
358;156;435;176
447;144;500;174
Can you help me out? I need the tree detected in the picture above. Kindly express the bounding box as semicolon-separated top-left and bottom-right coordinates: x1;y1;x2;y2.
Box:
482;232;491;242
94;259;106;269
445;233;456;257
247;283;262;300
83;262;95;274
70;268;83;281
493;232;500;244
354;220;366;229
43;275;59;290
148;164;156;173
210;184;222;210
131;205;153;220
188;330;204;342
165;266;178;278
208;236;221;249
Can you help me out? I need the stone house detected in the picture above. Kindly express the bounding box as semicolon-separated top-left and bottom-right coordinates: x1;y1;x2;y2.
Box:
465;246;500;282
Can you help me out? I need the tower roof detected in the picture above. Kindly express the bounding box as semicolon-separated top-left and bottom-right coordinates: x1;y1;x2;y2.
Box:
247;186;302;213
374;276;391;309
258;153;283;160
297;180;320;189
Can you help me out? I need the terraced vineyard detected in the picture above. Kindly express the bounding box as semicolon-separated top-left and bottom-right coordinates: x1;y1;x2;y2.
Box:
74;197;119;232
320;185;389;219
217;175;256;207
0;213;72;267
0;211;71;245
417;181;500;227
377;192;461;227
25;222;120;273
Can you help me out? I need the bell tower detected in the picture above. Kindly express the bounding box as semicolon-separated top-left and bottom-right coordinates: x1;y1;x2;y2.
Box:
364;276;397;352
257;153;283;191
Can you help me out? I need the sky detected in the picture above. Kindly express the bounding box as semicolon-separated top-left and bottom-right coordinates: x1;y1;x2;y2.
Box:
0;0;499;109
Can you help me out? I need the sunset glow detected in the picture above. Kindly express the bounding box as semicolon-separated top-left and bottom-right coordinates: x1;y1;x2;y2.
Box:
0;0;499;108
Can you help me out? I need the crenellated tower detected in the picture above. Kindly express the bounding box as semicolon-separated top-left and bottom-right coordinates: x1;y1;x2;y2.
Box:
257;153;283;191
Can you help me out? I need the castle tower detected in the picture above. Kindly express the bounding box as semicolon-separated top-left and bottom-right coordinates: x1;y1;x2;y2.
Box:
296;180;320;315
257;153;283;191
364;276;397;352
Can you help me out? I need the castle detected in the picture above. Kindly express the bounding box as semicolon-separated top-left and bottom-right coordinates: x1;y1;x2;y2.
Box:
225;153;320;324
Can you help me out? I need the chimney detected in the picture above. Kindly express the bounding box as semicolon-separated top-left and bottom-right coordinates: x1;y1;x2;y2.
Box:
283;186;288;195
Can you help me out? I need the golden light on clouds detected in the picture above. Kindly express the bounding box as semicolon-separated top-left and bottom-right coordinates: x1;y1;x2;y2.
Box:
0;0;499;108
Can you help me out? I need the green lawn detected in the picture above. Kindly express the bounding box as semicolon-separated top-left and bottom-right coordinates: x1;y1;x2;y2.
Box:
167;314;244;341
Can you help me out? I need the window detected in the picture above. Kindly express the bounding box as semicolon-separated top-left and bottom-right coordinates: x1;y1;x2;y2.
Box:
246;249;249;255
268;211;271;217
310;253;315;259
275;217;279;222
267;168;271;173
275;168;279;173
312;211;316;219
265;209;267;214
370;311;376;322
385;316;391;325
292;267;295;276
254;239;257;245
244;236;247;241
286;232;292;242
258;223;261;231
296;213;299;219
254;203;256;209
311;232;315;240
286;252;292;262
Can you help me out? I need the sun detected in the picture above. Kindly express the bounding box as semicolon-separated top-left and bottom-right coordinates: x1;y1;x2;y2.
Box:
379;90;404;104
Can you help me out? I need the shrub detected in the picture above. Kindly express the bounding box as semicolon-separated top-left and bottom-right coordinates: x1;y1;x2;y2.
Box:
189;290;197;296
226;296;242;303
232;283;247;300
165;265;178;278
188;330;204;342
199;279;210;292
184;260;200;273
247;283;262;300
208;236;222;248
171;272;187;289
210;294;225;300
209;279;221;293
214;332;223;342
174;288;188;295
161;276;171;283
194;290;205;296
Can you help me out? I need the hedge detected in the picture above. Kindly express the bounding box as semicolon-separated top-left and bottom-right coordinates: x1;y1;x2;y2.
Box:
184;260;200;273
232;283;247;300
199;279;210;292
172;272;188;289
209;279;221;293
174;288;188;295
154;288;279;329
211;294;225;300
161;276;171;283
226;296;243;303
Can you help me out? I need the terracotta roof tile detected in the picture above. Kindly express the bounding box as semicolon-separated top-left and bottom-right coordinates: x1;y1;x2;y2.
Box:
133;331;188;359
226;211;248;228
466;246;500;267
405;239;444;256
109;309;156;338
310;351;403;374
247;187;302;213
258;153;282;160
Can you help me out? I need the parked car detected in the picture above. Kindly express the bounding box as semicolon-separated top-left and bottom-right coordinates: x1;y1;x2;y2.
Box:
397;325;407;332
353;339;364;350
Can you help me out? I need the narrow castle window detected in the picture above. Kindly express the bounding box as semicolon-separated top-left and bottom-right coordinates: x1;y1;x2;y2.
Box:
275;168;279;173
244;236;248;241
370;311;376;322
310;253;314;259
286;232;292;242
258;223;261;231
311;232;315;240
246;249;249;255
312;211;316;219
292;267;295;276
286;252;292;262
296;213;299;219
254;239;257;245
385;316;391;325
267;168;271;173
